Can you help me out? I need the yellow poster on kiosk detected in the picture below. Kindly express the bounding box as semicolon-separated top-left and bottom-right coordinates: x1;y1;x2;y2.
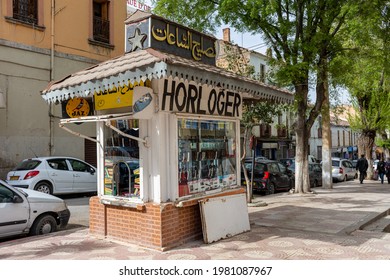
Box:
94;80;151;110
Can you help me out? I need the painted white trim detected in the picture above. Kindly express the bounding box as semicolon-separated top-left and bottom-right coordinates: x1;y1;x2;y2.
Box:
42;61;167;104
96;122;105;196
59;112;134;123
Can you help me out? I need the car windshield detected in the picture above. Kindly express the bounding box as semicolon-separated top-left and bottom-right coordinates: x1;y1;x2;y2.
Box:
13;159;41;171
332;160;340;167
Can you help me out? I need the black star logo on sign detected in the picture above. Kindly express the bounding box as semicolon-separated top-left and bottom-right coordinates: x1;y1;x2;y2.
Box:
128;28;147;51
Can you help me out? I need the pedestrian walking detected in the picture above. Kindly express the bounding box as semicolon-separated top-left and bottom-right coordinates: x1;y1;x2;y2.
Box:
385;158;390;184
356;154;369;184
377;158;386;184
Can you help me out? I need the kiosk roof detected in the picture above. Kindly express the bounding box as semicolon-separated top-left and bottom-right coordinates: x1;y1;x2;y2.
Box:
42;48;293;104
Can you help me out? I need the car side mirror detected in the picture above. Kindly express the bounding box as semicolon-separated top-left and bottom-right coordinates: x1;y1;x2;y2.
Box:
89;167;96;175
13;195;24;203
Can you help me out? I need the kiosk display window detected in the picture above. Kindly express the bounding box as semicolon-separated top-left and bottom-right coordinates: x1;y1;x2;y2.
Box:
177;118;237;197
103;120;140;198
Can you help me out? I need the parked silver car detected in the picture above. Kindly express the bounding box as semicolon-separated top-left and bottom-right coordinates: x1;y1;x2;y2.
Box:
331;158;357;182
6;157;97;195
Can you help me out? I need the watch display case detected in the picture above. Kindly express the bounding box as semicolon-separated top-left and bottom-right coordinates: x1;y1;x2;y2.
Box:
178;118;237;197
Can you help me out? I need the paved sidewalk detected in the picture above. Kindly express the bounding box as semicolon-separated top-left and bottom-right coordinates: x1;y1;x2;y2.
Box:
1;179;390;260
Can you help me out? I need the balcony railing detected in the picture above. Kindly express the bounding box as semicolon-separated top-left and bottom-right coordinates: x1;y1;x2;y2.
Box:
93;16;110;44
13;0;38;24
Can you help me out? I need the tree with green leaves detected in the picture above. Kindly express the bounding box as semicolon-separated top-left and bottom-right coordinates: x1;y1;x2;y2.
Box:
333;0;390;178
153;0;363;193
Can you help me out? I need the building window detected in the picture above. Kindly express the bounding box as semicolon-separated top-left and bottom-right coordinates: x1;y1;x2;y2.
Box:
177;118;237;197
93;0;110;44
104;120;140;198
13;0;38;24
260;64;266;82
343;130;346;146
317;146;322;160
317;127;322;138
337;130;340;146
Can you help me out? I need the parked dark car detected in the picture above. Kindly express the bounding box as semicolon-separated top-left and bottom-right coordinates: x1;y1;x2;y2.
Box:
287;162;323;188
242;159;292;195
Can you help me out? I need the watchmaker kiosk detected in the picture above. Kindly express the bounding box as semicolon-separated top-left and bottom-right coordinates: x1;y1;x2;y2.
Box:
42;11;293;250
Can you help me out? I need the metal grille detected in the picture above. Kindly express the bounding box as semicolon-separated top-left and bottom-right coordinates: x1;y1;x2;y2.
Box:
13;0;38;24
93;16;110;44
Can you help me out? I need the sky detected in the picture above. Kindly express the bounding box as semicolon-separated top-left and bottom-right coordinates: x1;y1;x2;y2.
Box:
215;27;269;54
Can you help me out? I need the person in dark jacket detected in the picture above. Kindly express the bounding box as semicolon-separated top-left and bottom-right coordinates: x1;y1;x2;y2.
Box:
356;154;368;184
385;158;390;184
377;158;386;184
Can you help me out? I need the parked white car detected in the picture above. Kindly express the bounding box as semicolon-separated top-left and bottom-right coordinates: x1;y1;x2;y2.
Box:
0;180;70;239
6;156;97;195
331;158;357;182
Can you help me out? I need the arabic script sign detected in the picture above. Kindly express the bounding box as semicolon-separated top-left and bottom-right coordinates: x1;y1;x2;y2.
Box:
94;80;151;111
126;16;216;65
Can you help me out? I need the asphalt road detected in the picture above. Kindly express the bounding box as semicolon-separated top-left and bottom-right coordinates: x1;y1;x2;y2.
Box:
61;194;92;229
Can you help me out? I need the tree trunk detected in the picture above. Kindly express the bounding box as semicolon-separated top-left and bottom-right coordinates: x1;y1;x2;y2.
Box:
321;106;333;188
293;85;311;193
357;131;376;179
241;127;253;203
320;61;332;189
294;125;311;193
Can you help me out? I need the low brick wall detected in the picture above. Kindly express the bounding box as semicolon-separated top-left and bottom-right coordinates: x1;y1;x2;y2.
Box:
89;188;246;250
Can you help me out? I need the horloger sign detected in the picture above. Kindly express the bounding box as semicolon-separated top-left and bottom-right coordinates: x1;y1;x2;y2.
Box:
158;77;242;118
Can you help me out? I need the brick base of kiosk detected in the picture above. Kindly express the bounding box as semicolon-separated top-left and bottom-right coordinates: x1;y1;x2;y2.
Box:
89;188;246;251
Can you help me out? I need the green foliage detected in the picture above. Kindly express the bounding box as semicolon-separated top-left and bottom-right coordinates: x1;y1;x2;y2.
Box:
376;137;390;150
348;91;390;133
241;100;288;129
336;0;390;137
151;0;221;33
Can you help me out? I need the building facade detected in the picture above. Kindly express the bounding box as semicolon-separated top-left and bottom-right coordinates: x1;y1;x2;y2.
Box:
0;0;127;178
309;108;359;161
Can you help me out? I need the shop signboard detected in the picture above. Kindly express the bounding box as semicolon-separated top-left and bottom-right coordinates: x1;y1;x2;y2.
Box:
93;80;151;111
125;14;216;65
61;97;93;118
158;77;242;119
126;0;151;15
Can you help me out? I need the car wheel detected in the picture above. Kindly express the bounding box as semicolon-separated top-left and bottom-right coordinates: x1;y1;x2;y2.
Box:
34;181;53;194
29;215;57;236
267;183;275;195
